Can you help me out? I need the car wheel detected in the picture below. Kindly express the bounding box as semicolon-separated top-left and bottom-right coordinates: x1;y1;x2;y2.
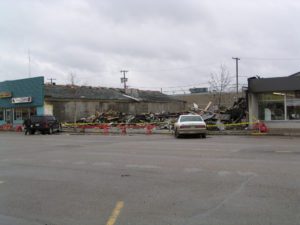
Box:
30;130;35;135
201;133;206;138
48;128;53;135
57;124;62;132
174;129;180;138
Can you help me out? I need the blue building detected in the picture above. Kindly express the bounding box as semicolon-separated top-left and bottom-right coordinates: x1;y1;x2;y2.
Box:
0;77;44;126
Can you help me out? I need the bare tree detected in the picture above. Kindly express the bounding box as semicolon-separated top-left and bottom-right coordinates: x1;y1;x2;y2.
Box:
68;72;77;86
68;72;79;129
209;64;232;109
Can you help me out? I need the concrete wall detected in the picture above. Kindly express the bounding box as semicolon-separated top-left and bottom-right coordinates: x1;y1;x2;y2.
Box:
264;121;300;129
46;99;186;122
175;92;244;110
248;93;259;127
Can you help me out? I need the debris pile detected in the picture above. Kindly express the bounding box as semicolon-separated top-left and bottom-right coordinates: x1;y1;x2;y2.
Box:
71;110;181;130
192;97;248;130
65;97;248;131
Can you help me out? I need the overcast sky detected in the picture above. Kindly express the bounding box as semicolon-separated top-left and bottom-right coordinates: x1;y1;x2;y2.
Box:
1;0;300;93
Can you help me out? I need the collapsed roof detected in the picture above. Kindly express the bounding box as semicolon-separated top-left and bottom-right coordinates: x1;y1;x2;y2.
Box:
45;85;130;101
44;85;184;103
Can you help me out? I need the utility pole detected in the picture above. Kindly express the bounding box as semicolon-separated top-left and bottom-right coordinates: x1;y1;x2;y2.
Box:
47;78;56;85
232;57;240;94
28;49;31;78
120;70;128;91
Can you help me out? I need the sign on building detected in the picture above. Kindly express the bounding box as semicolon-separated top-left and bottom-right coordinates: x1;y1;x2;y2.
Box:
0;92;12;98
12;97;32;104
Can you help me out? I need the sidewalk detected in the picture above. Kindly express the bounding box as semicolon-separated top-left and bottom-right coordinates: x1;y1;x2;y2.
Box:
2;127;300;137
62;127;300;136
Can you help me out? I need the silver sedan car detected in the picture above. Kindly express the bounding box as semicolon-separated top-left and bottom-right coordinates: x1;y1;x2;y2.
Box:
174;114;207;138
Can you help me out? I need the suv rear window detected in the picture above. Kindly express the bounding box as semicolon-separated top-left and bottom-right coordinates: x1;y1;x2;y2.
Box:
31;116;56;122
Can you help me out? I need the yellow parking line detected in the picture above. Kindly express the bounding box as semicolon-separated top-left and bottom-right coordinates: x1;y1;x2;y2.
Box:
275;150;292;153
106;201;124;225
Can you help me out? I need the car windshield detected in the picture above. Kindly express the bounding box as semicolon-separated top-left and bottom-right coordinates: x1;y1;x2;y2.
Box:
180;116;203;122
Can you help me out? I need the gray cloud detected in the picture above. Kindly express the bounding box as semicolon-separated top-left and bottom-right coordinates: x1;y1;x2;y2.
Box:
1;0;300;93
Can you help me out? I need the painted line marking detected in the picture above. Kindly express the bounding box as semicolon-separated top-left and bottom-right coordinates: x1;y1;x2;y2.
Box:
51;159;65;163
275;150;293;153
237;171;257;176
0;181;5;184
217;171;232;176
92;162;112;166
126;164;161;169
72;161;86;165
184;168;203;173
106;201;124;225
0;159;10;162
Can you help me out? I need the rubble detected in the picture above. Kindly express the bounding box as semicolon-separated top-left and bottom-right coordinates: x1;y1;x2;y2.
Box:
64;97;248;132
190;97;248;130
68;110;180;130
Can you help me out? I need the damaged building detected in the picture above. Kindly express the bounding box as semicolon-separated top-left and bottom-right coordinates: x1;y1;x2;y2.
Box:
248;72;300;129
0;76;186;125
45;84;186;122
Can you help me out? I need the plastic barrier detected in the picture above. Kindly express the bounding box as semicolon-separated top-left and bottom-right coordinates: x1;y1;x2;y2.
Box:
103;124;110;135
146;124;155;135
61;120;267;135
119;125;127;135
0;124;13;131
15;125;23;132
253;120;268;133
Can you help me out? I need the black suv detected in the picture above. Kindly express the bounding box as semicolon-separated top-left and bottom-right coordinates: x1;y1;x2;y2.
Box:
29;115;61;134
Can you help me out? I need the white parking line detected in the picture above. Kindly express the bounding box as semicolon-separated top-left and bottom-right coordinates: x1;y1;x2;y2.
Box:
217;171;232;176
92;162;112;166
0;159;10;162
72;161;86;165
126;164;161;169
51;159;65;163
184;168;203;173
237;171;257;176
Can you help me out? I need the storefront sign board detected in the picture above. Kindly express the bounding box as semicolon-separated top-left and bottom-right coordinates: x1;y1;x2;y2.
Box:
12;96;32;104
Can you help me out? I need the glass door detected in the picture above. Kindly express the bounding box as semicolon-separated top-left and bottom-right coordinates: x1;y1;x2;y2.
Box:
5;109;12;124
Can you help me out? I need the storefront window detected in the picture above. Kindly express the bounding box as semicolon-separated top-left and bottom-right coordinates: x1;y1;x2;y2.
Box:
14;108;23;121
22;108;29;119
30;108;37;116
12;108;35;120
286;91;300;120
0;109;3;120
258;93;285;121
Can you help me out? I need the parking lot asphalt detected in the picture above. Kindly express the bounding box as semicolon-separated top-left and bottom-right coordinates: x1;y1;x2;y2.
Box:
0;132;300;225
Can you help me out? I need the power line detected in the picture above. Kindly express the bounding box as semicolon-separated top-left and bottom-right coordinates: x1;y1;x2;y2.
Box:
241;57;300;61
28;49;31;78
130;65;202;73
130;81;210;89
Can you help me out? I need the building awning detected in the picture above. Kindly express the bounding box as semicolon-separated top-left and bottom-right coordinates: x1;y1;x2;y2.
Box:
248;75;300;93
